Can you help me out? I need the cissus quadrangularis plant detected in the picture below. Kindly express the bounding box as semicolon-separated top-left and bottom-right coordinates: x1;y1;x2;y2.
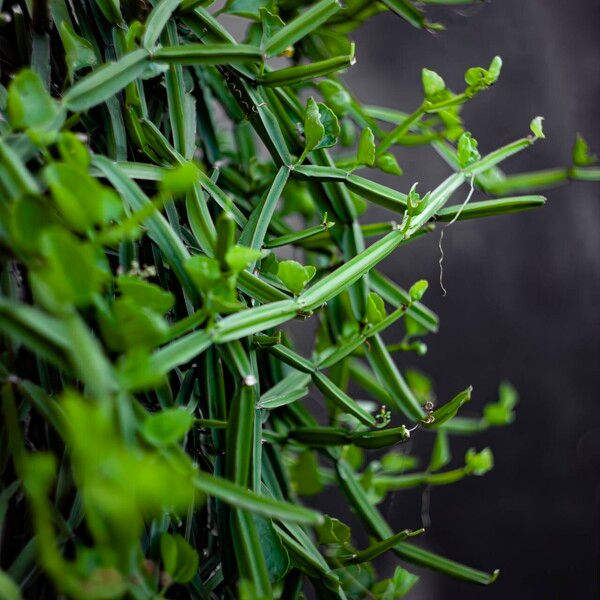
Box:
0;0;598;598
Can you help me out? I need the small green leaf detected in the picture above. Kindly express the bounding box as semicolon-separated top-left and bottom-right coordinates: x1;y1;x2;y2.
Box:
529;116;545;139
160;533;199;583
487;55;503;83
117;276;175;314
357;128;376;167
277;260;316;295
422;68;445;98
253;515;290;583
44;163;122;232
185;256;222;292
464;447;494;475
142;408;194;447
59;21;97;79
376;152;402;175
7;69;59;130
372;567;419;599
30;229;108;309
304;96;325;154
100;297;170;351
57;132;90;168
159;162;200;196
409;279;428;302
260;8;285;48
316;516;351;545
365;292;386;324
405;369;434;405
314;102;340;150
226;245;262;273
291;450;324;496
318;79;352;116
457;132;480;168
572;134;597;167
483;381;518;426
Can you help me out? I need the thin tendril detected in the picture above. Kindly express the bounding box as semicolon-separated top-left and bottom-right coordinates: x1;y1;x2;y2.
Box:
438;174;475;296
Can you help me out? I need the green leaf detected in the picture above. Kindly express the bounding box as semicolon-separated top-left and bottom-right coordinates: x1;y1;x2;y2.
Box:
44;163;122;232
316;516;351;545
141;408;194;447
59;22;97;79
57;131;90;168
117;276;174;314
291;451;324;496
422;68;445;98
304;96;325;155
457;132;480;168
409;279;428;302
483;381;518;426
314;102;340;150
185;256;222;292
160;533;199;583
464;447;494;475
372;567;419;599
7;69;59;130
375;152;402;175
260;8;285;48
318;79;352;116
365;292;386;325
253;515;290;583
529;116;545;139
357;128;376;167
277;260;316;295
30;229;108;309
226;245;262;273
100;297;170;351
572;134;597;167
487;55;503;82
159;162;200;196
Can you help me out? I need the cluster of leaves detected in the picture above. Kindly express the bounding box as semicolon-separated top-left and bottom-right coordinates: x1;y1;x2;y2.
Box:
0;0;598;598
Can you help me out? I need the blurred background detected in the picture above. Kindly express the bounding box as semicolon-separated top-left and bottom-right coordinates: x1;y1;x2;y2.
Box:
340;1;600;598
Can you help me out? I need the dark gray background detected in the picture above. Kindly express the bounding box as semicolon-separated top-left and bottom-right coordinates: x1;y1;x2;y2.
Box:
342;1;600;598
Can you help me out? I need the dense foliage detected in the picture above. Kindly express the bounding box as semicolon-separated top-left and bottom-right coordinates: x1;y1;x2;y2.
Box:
0;0;598;598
